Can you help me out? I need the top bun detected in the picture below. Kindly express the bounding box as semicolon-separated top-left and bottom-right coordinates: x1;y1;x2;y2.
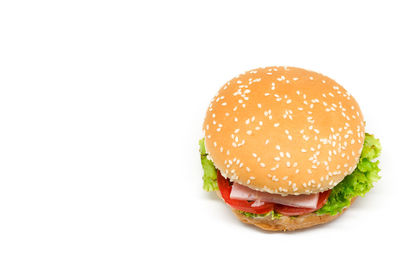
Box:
203;66;365;195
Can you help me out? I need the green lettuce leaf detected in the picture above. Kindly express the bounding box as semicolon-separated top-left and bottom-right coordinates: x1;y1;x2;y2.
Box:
239;210;282;220
316;133;381;215
199;138;218;191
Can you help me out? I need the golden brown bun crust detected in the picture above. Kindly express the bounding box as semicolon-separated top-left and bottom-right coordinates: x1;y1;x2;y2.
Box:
203;66;365;195
233;197;356;231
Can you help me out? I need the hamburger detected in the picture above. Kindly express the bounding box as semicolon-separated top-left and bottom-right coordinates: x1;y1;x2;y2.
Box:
199;66;381;231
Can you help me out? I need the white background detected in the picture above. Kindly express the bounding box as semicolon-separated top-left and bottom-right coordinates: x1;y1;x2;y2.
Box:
0;1;398;266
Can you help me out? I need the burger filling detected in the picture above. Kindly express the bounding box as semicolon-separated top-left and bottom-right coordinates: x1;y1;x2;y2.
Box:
199;133;381;217
230;182;319;208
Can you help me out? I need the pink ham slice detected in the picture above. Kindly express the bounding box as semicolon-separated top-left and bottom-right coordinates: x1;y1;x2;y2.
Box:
230;182;319;209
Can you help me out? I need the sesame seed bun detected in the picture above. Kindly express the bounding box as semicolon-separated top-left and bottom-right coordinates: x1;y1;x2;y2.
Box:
203;66;365;195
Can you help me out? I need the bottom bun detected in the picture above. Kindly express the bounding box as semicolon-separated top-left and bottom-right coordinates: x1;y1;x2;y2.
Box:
216;191;355;231
233;209;340;232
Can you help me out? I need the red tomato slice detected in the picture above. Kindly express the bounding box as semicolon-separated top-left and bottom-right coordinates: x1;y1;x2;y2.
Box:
274;190;331;216
217;171;274;214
